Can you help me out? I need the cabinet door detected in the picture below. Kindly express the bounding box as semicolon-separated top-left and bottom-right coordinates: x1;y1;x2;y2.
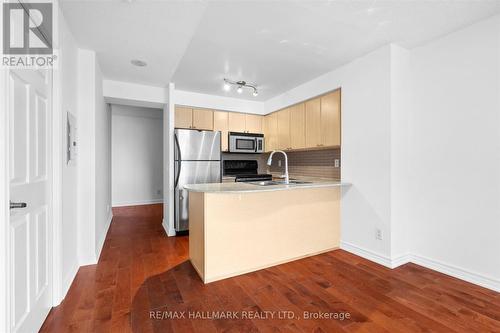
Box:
175;106;193;129
264;113;278;152
320;90;341;146
305;97;321;148
228;112;246;133
192;108;214;130
245;114;263;133
213;111;229;151
277;108;291;150
290;103;305;149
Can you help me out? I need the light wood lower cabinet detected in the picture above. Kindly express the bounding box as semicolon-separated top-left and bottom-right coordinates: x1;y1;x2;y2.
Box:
192;108;214;130
213;111;229;151
320;90;341;146
188;187;341;283
305;97;321;148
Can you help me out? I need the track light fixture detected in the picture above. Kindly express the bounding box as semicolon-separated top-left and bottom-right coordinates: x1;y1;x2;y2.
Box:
223;78;259;97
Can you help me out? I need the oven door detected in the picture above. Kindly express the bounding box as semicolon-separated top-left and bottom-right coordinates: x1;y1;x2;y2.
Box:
229;135;257;153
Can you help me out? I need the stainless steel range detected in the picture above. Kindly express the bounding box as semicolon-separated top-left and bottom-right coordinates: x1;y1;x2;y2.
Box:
223;160;272;182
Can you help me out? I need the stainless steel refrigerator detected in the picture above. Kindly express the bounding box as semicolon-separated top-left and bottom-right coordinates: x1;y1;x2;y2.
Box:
174;129;221;232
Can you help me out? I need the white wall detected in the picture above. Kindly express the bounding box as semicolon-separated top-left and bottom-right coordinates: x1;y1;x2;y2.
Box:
163;83;176;236
77;49;96;265
102;80;266;114
265;45;395;262
408;15;500;289
103;79;167;109
265;15;500;291
94;63;112;259
77;49;111;265
57;8;80;298
174;89;265;114
111;105;163;207
390;45;412;261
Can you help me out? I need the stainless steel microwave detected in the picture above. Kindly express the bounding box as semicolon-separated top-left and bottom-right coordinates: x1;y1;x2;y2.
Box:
228;132;264;153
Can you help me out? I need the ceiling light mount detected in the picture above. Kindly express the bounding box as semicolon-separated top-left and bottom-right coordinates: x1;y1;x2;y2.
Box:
131;59;147;67
223;78;258;97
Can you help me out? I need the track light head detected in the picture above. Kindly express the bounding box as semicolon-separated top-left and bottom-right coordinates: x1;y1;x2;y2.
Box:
223;78;258;97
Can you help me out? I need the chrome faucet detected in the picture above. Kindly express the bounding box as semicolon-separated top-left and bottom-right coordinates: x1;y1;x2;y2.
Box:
267;150;289;184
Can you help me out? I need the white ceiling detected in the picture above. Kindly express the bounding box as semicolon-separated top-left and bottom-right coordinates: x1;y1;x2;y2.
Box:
61;0;500;101
60;0;208;87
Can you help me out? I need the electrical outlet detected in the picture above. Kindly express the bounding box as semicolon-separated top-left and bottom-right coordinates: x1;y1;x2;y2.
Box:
334;159;340;168
157;189;162;195
375;228;383;240
278;160;282;167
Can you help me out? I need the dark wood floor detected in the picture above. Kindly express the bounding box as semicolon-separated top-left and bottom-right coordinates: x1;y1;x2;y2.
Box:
41;204;500;333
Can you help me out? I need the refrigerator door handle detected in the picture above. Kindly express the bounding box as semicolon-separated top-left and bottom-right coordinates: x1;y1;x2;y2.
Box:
174;133;182;188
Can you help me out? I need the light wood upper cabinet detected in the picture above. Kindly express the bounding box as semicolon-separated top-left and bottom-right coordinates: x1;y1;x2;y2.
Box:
192;108;214;130
213;111;229;151
228;112;246;133
264;113;278;152
277;108;291;150
245;114;263;133
305;97;321;148
290;103;306;149
175;106;213;130
175;106;193;129
320;90;341;146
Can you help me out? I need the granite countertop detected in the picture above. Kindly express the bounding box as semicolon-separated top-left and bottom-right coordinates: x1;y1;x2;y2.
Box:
183;179;350;193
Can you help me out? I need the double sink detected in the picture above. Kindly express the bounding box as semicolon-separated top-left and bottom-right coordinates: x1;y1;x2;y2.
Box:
249;180;313;186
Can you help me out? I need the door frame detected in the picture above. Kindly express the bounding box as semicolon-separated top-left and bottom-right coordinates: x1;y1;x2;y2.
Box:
0;66;63;332
1;66;10;333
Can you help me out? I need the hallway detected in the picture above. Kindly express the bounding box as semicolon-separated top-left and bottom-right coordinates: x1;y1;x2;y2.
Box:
40;205;188;332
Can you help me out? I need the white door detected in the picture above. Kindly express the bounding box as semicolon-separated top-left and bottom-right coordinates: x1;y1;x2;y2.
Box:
8;68;53;333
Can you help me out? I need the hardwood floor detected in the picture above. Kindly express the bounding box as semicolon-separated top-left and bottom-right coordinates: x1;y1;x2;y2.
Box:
41;204;500;332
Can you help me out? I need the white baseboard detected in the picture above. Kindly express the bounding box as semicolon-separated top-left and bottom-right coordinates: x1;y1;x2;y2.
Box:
112;199;163;207
95;212;113;261
340;241;500;292
340;241;401;268
391;253;412;268
162;218;176;237
410;254;500;293
61;262;79;301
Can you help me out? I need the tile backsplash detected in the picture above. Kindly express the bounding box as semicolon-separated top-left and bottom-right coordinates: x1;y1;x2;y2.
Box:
264;148;341;180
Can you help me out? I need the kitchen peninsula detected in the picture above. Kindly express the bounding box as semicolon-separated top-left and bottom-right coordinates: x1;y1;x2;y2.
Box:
184;181;348;283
